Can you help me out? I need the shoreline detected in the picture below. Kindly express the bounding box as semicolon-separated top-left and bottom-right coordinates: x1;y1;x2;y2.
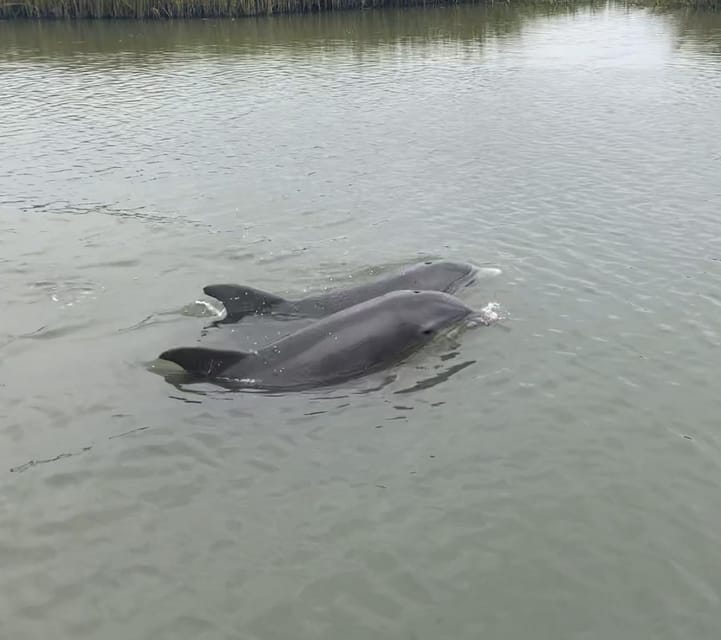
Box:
1;0;718;20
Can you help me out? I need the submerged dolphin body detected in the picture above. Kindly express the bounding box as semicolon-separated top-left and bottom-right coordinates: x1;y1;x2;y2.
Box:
158;289;484;391
203;259;478;323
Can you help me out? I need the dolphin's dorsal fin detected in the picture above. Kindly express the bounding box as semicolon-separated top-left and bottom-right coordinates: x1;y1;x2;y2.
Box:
158;347;249;377
203;284;286;319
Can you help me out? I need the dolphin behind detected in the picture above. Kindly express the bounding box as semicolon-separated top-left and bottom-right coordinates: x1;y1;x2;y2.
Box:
203;259;479;323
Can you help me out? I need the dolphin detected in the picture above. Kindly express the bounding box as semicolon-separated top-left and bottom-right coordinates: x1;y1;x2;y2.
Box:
203;259;478;323
158;289;485;391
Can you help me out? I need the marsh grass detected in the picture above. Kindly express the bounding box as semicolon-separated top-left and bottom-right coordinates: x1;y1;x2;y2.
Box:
0;0;717;21
0;0;587;19
8;0;391;18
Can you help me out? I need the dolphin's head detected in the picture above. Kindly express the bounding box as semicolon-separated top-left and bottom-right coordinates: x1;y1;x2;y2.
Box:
413;260;477;293
391;290;476;340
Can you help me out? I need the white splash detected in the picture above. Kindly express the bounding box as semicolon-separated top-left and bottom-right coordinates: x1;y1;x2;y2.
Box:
181;300;225;318
470;302;504;326
219;376;258;385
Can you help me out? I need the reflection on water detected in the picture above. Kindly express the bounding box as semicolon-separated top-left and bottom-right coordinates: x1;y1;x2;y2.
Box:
672;9;721;55
1;4;719;64
2;4;721;640
0;7;528;60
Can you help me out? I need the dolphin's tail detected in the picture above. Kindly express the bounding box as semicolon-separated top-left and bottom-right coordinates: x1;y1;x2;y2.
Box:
203;284;286;320
158;347;250;378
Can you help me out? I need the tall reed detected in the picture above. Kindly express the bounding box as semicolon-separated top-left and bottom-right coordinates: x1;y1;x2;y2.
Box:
0;0;718;19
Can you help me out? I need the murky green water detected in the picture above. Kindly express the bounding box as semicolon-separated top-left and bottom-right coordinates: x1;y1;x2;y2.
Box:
2;4;721;638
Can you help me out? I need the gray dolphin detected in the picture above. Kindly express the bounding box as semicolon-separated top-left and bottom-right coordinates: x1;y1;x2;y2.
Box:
203;259;477;323
158;289;483;391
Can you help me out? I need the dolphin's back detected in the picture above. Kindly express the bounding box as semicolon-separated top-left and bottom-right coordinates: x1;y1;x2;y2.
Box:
295;268;429;316
246;302;419;388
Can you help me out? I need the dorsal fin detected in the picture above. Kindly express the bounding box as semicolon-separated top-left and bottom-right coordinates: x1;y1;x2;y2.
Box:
203;284;286;320
158;347;249;378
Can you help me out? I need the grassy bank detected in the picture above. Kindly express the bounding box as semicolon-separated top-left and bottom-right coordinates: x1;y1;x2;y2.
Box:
8;0;467;19
0;0;718;19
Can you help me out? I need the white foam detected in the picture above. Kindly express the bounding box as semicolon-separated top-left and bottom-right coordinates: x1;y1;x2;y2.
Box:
182;300;225;318
470;302;504;326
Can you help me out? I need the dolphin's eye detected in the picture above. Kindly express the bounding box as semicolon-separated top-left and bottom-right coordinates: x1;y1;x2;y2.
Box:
422;328;434;335
413;290;420;294
424;260;432;265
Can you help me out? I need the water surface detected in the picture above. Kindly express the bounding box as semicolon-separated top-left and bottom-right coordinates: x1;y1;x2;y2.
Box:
2;5;721;639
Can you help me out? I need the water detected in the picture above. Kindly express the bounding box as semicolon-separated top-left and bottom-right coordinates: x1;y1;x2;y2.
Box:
2;4;721;638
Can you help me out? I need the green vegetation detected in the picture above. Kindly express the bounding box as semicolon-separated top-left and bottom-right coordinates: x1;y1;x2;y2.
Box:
10;0;450;19
0;0;717;20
